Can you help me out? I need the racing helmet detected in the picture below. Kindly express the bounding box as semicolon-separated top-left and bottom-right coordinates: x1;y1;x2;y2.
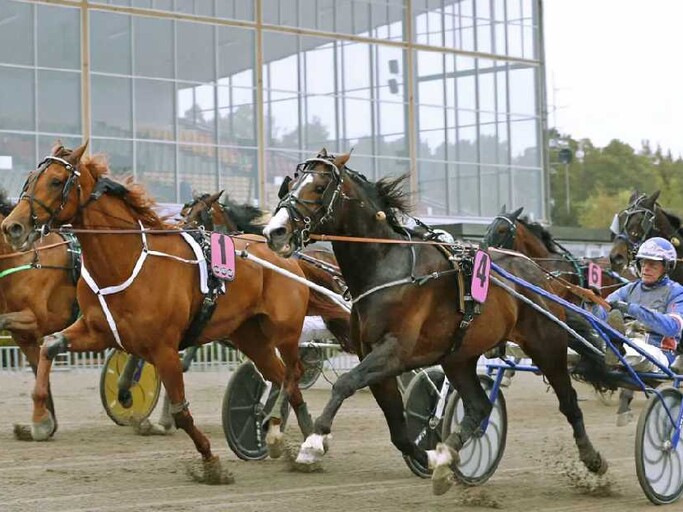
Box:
635;237;677;273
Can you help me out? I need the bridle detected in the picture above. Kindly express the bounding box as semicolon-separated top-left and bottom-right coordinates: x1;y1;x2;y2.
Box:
274;156;345;249
613;195;658;259
485;215;517;249
19;156;82;236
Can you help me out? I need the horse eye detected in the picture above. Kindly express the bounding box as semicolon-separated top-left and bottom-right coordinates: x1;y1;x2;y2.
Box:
315;186;325;193
50;178;63;187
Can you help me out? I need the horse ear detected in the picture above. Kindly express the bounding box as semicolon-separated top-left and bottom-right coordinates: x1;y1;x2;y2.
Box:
67;141;89;166
333;151;351;170
51;140;65;156
318;147;328;158
499;204;507;214
649;190;661;204
510;206;524;220
629;190;640;204
208;190;223;204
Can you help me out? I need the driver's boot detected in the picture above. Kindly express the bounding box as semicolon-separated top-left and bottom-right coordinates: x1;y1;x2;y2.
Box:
605;310;626;367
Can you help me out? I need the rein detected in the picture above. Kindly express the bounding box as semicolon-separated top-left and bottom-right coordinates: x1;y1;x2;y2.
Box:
0;240;70;260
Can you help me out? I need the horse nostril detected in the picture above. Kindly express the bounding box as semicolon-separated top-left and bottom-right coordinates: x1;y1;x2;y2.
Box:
270;227;287;239
6;222;24;239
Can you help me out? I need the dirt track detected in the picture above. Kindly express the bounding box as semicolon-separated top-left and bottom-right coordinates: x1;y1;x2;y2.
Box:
0;369;669;511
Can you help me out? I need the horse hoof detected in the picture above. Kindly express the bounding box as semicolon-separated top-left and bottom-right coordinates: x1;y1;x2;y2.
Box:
13;424;34;441
30;411;55;442
294;434;327;465
593;455;609;476
186;456;235;485
432;464;455;496
117;389;133;409
266;432;285;459
132;418;172;436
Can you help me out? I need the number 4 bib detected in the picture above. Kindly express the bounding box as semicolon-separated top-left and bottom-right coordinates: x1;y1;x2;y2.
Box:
471;250;491;303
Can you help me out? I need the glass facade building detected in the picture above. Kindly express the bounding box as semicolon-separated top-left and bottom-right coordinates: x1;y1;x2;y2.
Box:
0;0;547;220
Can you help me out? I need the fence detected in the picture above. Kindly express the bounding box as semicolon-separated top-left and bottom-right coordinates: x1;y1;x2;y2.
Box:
0;338;359;373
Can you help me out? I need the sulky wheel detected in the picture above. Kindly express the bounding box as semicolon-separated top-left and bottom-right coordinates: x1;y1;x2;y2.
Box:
298;345;324;390
402;367;450;478
441;374;507;485
635;386;683;505
222;361;290;461
99;350;161;426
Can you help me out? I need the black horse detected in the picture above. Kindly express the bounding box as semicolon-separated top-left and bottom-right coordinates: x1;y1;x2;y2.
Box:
610;190;683;284
263;149;610;496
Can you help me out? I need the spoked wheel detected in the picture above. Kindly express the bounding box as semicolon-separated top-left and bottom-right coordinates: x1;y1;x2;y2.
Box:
442;374;507;485
635;386;683;505
222;361;290;461
298;345;323;390
99;350;161;426
402;367;450;478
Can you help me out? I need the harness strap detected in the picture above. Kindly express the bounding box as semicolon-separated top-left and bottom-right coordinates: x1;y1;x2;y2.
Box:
0;264;33;279
81;222;206;350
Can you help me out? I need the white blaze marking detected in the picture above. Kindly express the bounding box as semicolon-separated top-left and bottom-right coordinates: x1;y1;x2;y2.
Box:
264;208;291;238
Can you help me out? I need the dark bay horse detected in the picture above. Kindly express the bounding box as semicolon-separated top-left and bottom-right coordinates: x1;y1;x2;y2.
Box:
485;206;629;299
181;190;352;352
0;190;79;440
1;142;329;483
610;190;683;284
263;150;610;495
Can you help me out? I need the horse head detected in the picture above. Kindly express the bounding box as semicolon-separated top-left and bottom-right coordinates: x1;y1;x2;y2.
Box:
2;141;89;251
484;205;524;249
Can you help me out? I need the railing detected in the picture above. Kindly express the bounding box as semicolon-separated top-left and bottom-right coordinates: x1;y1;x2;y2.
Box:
0;338;359;373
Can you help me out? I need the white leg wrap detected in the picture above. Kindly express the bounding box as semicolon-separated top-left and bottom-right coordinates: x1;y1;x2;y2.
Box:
295;433;327;464
427;443;454;469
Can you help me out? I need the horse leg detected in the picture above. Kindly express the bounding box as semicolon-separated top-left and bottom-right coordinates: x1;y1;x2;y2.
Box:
370;375;429;466
523;336;608;475
296;333;408;465
31;320;110;441
152;347;233;485
137;346;199;436
11;333;59;441
431;357;492;495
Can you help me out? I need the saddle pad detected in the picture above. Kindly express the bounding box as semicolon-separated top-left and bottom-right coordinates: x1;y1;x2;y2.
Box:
210;232;236;281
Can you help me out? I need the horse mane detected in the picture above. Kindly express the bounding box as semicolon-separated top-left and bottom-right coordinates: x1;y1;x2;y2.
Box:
661;207;683;233
0;188;15;217
80;154;170;229
220;195;265;234
346;169;413;228
518;216;560;254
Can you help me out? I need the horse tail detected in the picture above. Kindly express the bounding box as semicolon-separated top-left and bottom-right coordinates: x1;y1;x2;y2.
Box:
297;259;355;353
564;310;621;391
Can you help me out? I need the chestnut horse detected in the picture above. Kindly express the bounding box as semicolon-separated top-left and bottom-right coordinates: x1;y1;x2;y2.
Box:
609;190;683;284
0;190;79;440
2;142;328;483
181;190;352;352
485;206;629;299
263;150;611;495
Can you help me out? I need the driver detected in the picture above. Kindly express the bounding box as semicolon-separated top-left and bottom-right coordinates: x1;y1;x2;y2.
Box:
593;237;683;424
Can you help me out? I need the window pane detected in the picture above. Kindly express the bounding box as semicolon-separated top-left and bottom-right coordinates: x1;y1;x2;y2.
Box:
0;1;33;66
91;138;133;177
218;79;255;147
509;66;537;116
216;0;254;21
135;79;174;140
134;17;173;79
178;83;216;144
418;159;447;216
219;147;258;205
177;21;215;83
0;133;35;196
218;26;254;82
0;66;34;131
91;11;131;75
512;167;542;218
37;70;81;134
175;0;214;17
92;75;132;138
264;148;305;208
510;116;539;167
37;4;80;70
178;144;217;203
136;141;176;202
303;95;336;153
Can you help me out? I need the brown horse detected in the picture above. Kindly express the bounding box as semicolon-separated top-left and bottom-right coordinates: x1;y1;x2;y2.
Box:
263;150;611;495
0;190;79;440
1;142;328;483
181;190;352;352
610;190;683;284
484;206;629;299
